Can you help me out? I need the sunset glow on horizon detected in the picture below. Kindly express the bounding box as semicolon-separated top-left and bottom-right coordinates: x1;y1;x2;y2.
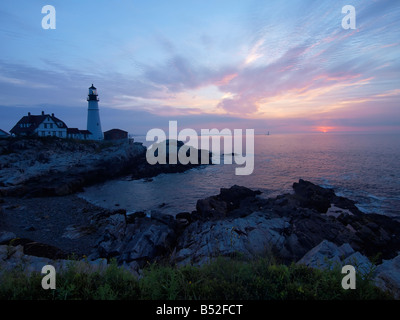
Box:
0;0;399;134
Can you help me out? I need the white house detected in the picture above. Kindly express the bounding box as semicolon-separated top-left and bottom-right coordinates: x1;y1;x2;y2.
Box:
10;111;68;138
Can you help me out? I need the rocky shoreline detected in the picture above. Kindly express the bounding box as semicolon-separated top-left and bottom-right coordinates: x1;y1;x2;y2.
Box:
1;180;400;297
0;137;209;197
1;137;400;298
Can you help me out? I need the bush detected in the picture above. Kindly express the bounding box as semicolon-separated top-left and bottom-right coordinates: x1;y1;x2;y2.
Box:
0;256;393;300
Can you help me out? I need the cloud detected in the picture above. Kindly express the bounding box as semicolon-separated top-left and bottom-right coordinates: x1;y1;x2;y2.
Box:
1;1;399;133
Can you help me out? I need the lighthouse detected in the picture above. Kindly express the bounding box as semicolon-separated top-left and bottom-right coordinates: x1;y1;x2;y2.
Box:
86;84;103;140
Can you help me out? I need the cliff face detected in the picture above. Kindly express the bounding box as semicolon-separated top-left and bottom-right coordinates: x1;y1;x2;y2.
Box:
0;138;147;197
0;138;147;196
0;137;211;197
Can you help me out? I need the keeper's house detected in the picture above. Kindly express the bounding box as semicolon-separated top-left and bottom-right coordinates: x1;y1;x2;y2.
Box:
10;111;91;139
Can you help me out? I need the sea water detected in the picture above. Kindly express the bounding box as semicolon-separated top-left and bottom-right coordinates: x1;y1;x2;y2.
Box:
79;133;400;218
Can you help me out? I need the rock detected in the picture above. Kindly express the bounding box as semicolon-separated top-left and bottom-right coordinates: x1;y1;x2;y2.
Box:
176;212;192;223
374;254;400;299
0;244;115;276
194;185;261;221
62;225;96;239
22;241;66;259
344;251;374;275
297;240;373;275
195;196;228;220
347;213;400;262
36;151;51;163
170;182;400;267
174;213;289;266
3;237;67;259
0;138;153;197
297;240;352;269
292;179;334;213
219;185;261;210
92;210;177;267
0;231;16;244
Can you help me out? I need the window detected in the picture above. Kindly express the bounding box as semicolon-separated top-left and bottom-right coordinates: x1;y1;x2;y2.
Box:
44;123;47;129
59;132;63;137
50;124;53;129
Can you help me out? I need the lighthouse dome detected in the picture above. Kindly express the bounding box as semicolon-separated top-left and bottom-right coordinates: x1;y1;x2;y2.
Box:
88;84;97;96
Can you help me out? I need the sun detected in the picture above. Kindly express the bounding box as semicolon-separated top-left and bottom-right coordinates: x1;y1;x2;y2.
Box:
314;126;335;133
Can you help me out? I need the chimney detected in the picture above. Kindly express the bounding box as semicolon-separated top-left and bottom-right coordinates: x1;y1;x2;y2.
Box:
28;112;31;116
51;113;54;117
41;111;45;115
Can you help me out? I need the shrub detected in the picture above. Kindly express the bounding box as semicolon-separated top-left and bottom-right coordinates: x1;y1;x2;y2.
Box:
0;256;393;300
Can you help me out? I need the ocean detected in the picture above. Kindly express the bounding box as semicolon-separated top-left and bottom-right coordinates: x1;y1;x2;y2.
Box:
79;133;400;218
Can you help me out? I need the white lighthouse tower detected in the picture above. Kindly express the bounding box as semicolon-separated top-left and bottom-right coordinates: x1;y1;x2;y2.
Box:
86;84;103;140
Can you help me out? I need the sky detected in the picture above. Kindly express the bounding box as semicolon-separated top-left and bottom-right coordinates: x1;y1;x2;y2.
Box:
0;0;399;134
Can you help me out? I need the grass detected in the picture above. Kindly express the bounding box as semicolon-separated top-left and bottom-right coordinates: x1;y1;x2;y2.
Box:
0;256;393;300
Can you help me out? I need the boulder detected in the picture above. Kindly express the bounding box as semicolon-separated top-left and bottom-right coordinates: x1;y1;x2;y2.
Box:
219;185;261;210
92;210;177;267
374;254;400;299
1;237;67;259
194;185;261;221
297;240;373;275
195;196;228;220
174;213;289;266
292;179;334;213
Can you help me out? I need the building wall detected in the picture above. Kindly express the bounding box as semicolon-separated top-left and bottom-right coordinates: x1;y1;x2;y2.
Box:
87;100;103;140
104;130;128;140
34;116;67;138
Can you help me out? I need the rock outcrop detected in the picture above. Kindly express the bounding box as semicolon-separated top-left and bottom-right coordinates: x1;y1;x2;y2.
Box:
374;254;400;299
89;180;400;270
296;240;373;274
0;137;211;197
0;138;147;196
2;178;400;297
0;244;108;275
89;211;178;272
